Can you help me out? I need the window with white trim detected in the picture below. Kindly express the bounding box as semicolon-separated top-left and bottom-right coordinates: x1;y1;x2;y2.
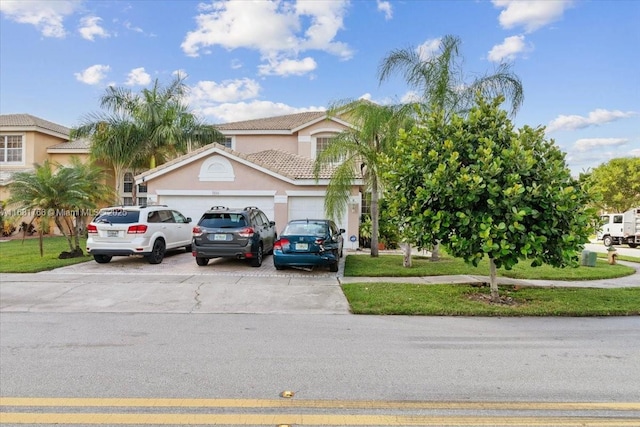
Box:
316;137;333;156
222;136;233;149
123;172;134;193
0;134;24;163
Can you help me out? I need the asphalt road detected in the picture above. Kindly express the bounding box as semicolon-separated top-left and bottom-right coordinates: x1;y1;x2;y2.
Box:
1;243;639;425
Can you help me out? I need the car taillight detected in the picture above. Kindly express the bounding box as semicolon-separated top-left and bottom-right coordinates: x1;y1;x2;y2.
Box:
192;226;203;237
315;238;324;245
87;224;98;234
127;224;147;234
274;238;290;251
238;227;255;238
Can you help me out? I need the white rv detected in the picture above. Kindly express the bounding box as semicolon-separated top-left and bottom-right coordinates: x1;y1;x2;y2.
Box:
597;207;640;248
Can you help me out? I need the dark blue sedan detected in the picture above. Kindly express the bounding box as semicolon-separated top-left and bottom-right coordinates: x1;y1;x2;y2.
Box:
273;219;345;272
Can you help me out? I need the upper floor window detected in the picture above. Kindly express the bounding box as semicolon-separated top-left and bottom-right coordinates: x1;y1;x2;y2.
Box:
0;134;24;163
222;136;233;149
316;137;333;156
123;172;134;193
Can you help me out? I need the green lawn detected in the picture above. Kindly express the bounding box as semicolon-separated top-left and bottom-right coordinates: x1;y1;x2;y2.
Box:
342;252;639;316
342;283;640;316
343;254;636;280
0;236;92;273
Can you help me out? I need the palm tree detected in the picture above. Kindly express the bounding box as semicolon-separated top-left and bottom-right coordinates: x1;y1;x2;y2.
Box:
314;100;411;257
378;34;525;261
7;159;113;256
73;75;223;197
378;34;524;117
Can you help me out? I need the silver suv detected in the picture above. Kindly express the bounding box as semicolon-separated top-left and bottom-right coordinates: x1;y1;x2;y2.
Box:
86;205;193;264
192;206;276;267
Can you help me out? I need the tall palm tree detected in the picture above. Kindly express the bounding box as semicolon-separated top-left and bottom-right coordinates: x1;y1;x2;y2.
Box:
314;100;411;257
73;75;223;197
378;34;525;261
8;159;112;256
378;34;524;117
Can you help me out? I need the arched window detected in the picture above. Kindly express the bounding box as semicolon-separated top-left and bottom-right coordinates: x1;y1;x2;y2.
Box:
199;155;235;181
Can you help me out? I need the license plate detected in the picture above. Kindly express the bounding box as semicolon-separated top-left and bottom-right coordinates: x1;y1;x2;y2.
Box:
213;234;227;241
295;243;308;250
107;230;118;237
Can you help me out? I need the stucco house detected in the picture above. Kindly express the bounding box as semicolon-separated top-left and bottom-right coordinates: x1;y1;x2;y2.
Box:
136;111;364;250
0;113;145;208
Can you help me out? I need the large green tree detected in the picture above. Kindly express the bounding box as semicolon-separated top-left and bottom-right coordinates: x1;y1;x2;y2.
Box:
8;158;113;256
73;75;222;196
313;100;411;257
586;157;640;212
385;96;596;301
378;35;525;262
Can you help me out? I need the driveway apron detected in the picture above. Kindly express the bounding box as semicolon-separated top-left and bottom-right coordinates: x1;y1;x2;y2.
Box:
0;252;352;315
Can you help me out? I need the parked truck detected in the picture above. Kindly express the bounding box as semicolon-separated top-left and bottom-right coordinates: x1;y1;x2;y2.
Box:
597;207;640;248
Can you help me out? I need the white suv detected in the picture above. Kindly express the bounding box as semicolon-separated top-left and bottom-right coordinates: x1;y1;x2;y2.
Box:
86;205;193;264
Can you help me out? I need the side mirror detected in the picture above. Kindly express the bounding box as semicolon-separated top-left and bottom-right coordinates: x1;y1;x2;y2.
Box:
339;228;345;234
270;221;276;227
187;217;192;223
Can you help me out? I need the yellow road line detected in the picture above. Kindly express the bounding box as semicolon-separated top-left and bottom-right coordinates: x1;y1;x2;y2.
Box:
2;397;639;411
1;412;640;426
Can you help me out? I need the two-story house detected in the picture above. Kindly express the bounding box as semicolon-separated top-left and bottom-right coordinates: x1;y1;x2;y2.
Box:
1;112;364;248
136;111;363;249
0;114;147;208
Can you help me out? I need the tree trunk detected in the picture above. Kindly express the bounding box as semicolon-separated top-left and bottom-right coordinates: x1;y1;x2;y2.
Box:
489;258;500;302
402;242;412;267
431;241;441;261
56;216;74;252
370;182;380;258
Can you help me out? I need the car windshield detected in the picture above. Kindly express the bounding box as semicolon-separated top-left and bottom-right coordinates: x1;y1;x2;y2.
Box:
199;213;247;228
94;210;140;224
284;222;327;236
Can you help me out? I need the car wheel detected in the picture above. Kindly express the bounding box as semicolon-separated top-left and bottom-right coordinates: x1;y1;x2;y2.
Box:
251;244;263;267
196;257;209;266
629;243;638;248
185;244;193;252
329;261;339;272
93;254;112;264
147;239;166;264
603;235;613;247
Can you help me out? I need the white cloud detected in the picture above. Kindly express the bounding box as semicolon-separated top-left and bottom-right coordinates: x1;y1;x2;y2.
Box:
258;56;317;76
78;16;109;41
189;78;261;103
573;138;628;152
199;100;325;123
125;67;151;86
0;0;80;38
547;109;638;132
492;0;573;33
181;0;352;76
487;35;530;62
416;38;441;61
74;64;110;85
377;0;393;20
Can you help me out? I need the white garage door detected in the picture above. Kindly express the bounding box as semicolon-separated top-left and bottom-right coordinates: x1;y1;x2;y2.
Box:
159;195;274;224
288;196;347;231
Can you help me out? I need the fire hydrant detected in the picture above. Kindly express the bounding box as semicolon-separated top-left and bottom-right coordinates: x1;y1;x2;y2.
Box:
607;246;618;265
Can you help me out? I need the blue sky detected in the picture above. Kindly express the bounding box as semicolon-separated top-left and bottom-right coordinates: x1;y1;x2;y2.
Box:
1;0;638;174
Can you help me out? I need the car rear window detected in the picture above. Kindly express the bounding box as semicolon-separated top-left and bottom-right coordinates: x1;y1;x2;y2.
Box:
199;213;247;228
284;222;327;236
94;209;140;224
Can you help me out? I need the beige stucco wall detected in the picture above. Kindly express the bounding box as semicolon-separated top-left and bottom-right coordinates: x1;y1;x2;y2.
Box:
233;134;297;155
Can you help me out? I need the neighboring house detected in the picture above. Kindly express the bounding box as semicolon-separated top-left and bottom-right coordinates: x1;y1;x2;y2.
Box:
136;111;364;249
0;113;144;208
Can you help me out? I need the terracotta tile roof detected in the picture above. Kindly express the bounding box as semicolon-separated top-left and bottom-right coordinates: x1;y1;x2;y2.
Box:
136;143;343;182
214;111;327;131
47;138;91;151
246;149;336;179
0;114;70;136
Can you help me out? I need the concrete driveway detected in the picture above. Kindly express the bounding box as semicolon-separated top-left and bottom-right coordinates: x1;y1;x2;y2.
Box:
0;251;352;315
